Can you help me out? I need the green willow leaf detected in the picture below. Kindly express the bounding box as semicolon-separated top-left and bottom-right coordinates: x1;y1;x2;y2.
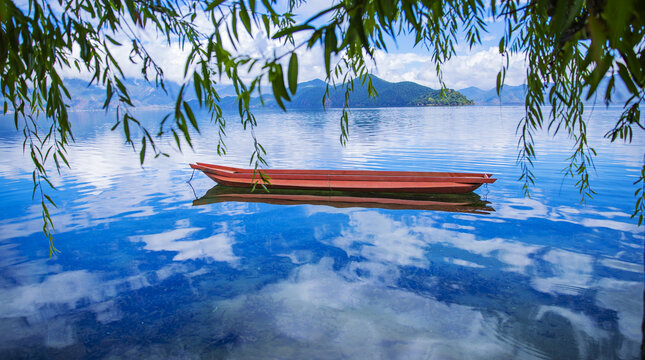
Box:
183;101;199;132
272;24;315;39
288;53;298;94
238;1;252;35
140;137;146;164
205;0;226;11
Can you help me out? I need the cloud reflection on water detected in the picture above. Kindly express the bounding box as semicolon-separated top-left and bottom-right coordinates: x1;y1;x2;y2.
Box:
332;211;430;268
209;258;523;359
0;255;211;353
129;226;239;263
0;202;641;358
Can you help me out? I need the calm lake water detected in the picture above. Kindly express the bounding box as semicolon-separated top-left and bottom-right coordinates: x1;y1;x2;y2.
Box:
0;106;643;359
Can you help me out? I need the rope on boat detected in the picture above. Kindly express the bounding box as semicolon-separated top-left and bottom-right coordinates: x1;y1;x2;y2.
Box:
187;168;195;183
187;180;198;200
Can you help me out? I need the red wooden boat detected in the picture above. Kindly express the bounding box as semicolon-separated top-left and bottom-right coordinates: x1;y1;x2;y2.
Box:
190;163;496;194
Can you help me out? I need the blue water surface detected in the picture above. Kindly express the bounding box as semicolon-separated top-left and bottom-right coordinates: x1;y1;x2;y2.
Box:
0;106;643;359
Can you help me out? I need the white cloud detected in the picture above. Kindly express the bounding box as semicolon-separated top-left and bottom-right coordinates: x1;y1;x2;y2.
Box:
56;10;522;91
58;36;195;84
370;47;527;89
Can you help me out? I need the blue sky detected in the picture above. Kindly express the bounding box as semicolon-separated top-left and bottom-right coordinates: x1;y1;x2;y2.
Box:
54;0;528;90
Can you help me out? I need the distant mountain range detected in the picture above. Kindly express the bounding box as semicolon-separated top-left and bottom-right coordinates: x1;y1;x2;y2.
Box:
460;77;633;106
30;75;634;111
459;86;526;105
52;76;474;111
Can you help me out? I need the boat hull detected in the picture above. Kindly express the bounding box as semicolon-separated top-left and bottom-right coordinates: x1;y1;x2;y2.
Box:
193;186;495;214
190;163;496;194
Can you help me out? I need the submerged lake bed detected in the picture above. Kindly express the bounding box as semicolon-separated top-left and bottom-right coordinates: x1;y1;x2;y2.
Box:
0;106;643;359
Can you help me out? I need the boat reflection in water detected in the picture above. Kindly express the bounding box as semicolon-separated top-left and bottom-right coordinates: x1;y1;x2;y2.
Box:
193;185;495;214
